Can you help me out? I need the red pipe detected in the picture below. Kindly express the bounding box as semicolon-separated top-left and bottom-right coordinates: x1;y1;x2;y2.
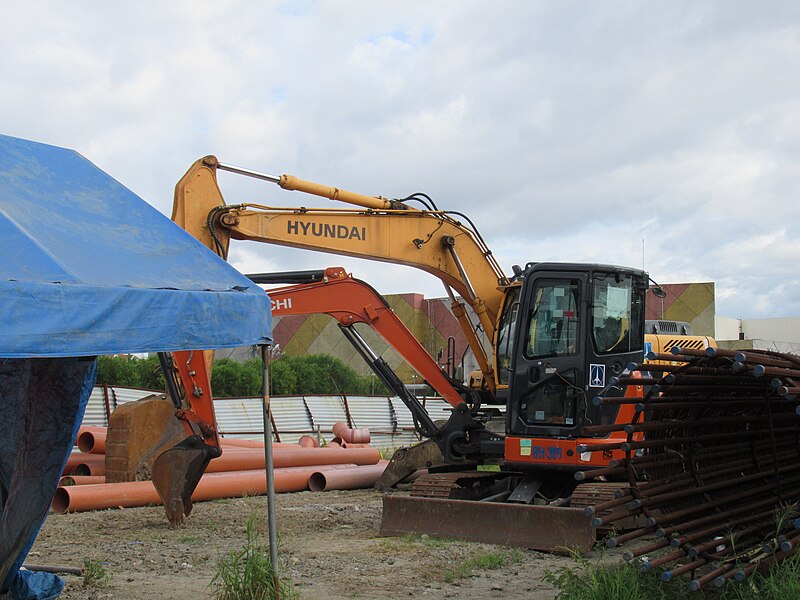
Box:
59;476;105;486
297;435;319;448
220;439;299;449
65;453;104;476
329;438;373;449
332;421;370;444
63;452;87;475
206;446;380;473
308;461;388;492
51;466;342;513
77;425;106;435
74;459;106;477
77;430;106;454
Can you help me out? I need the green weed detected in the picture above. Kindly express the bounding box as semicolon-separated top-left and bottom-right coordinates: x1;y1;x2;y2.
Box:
443;549;521;583
211;513;297;600
543;549;800;600
82;559;110;588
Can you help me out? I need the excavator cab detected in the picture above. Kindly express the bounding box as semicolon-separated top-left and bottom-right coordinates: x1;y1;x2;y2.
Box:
505;263;647;442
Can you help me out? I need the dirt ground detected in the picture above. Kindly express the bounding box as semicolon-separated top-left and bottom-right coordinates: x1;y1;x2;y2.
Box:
29;489;577;599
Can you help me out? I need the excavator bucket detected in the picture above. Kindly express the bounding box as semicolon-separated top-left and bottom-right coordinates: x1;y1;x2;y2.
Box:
375;439;451;491
105;395;187;483
106;395;215;526
380;495;595;553
152;436;214;526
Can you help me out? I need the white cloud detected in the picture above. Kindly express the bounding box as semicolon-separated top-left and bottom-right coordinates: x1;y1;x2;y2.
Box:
1;1;799;319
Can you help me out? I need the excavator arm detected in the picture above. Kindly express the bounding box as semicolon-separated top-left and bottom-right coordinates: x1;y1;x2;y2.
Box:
149;350;222;525
173;156;510;395
257;266;500;485
259;266;467;411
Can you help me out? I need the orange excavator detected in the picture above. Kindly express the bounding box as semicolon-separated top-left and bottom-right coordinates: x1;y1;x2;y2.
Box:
138;156;714;548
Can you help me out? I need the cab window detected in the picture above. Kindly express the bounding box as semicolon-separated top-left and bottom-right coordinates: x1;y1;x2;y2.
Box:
524;280;580;359
591;274;644;354
496;287;520;386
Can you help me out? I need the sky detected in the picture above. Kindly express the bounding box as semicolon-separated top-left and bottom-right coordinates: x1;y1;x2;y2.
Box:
2;1;799;320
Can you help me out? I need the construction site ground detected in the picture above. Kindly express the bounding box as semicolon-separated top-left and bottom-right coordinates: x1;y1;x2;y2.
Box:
30;488;576;599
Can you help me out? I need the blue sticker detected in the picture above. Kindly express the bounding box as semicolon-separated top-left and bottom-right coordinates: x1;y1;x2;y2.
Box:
644;341;653;358
589;364;606;388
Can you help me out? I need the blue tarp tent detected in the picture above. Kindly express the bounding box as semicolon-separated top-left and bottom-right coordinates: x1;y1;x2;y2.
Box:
0;134;272;599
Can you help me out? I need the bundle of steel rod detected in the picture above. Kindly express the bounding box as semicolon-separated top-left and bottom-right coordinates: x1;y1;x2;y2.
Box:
581;346;800;591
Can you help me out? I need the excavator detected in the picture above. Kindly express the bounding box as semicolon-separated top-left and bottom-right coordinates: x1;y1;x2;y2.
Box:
128;156;714;549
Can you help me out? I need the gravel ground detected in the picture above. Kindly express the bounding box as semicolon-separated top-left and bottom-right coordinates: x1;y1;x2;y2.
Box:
28;489;575;599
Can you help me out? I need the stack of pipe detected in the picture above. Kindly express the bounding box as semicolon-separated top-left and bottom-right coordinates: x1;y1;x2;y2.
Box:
62;426;107;478
579;347;800;591
54;422;388;514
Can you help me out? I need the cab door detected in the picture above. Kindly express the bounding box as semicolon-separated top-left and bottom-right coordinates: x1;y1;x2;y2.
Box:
507;271;587;438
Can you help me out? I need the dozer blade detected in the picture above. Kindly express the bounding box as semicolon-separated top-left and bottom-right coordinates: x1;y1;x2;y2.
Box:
374;439;452;491
152;436;214;526
380;495;595;553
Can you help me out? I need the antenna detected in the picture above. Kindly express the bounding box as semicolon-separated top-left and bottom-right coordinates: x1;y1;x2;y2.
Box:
642;238;646;271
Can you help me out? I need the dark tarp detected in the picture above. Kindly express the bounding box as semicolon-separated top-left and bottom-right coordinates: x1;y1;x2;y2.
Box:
0;135;272;598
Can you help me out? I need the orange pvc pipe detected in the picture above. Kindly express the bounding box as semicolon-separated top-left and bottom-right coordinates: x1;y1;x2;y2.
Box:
298;435;319;448
77;430;106;454
332;421;370;444
329;438;373;449
74;458;106;477
308;461;388;492
63;452;87;475
52;465;352;513
59;476;106;486
206;446;380;473
77;425;106;435
220;439;299;449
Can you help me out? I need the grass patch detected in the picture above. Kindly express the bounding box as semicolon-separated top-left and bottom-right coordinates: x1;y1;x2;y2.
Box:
211;513;297;600
443;549;522;583
543;551;800;600
82;559;110;588
178;534;198;544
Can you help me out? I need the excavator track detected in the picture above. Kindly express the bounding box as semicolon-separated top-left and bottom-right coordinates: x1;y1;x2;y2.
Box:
570;481;646;532
410;471;506;499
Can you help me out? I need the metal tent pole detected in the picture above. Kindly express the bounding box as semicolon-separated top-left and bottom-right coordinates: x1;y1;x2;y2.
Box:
260;344;280;595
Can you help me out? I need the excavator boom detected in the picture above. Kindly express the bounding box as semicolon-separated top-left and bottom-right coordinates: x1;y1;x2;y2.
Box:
172;156;508;393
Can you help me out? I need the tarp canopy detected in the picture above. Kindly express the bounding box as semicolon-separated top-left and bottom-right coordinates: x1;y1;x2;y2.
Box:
0;134;272;599
0;134;272;357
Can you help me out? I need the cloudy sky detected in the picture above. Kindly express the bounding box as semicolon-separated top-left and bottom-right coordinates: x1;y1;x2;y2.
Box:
2;2;799;320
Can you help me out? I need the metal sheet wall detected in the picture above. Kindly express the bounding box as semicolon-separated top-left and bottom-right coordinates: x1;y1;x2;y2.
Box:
270;396;315;443
82;387;447;451
303;395;348;434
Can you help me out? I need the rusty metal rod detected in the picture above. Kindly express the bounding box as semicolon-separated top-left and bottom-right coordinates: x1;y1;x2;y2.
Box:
621;426;800;452
640;547;687;571
622;538;671;562
606;526;655;548
671;510;776;548
655;482;800;536
660;557;708;581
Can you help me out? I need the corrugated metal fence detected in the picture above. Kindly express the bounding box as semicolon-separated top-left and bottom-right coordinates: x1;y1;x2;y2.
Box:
85;385;454;451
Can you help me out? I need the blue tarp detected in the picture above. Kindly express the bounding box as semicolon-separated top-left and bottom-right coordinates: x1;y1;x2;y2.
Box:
0;135;273;598
0;134;272;357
